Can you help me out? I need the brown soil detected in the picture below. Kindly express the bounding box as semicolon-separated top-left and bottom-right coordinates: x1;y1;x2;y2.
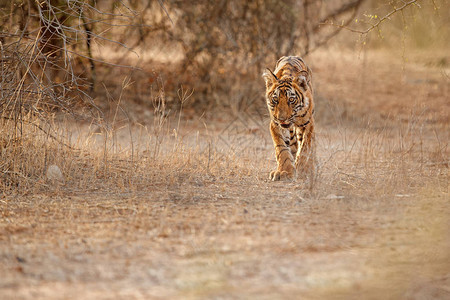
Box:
1;50;449;299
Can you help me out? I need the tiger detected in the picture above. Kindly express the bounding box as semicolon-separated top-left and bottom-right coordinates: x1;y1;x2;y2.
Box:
263;56;315;181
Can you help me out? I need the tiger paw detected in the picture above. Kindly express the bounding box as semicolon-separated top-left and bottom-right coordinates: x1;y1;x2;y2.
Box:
269;169;296;181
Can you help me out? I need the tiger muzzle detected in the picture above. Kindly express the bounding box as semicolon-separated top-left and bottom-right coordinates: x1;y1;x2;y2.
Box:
276;119;291;128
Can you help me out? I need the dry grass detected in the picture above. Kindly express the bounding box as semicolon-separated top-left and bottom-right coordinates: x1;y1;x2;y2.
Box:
1;49;449;299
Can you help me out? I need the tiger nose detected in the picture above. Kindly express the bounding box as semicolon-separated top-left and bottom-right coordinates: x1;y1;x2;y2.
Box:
275;109;288;122
277;115;288;123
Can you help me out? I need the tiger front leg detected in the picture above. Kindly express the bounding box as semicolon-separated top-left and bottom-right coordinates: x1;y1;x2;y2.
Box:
294;127;316;180
269;121;296;181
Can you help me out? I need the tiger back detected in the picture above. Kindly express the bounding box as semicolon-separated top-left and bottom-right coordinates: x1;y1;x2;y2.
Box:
263;56;315;181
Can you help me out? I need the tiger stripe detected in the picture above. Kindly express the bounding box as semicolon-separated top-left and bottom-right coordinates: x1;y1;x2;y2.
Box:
263;56;316;181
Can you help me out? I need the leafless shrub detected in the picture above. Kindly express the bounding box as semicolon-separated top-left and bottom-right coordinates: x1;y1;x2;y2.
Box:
0;0;151;125
0;0;161;191
146;0;364;108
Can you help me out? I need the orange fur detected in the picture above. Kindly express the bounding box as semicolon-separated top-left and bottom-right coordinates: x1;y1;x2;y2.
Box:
263;56;315;181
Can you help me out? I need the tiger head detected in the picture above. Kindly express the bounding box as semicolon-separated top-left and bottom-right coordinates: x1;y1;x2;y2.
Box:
263;68;312;128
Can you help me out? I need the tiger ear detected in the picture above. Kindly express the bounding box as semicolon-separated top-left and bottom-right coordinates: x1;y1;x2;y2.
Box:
297;70;311;90
262;68;278;89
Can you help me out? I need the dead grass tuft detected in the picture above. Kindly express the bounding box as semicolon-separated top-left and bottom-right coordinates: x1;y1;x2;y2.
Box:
1;48;448;299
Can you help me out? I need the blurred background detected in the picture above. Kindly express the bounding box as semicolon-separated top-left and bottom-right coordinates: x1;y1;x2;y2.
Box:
0;0;448;191
1;0;448;122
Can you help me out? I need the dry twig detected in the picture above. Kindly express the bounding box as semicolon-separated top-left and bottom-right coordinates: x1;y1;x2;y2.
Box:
320;0;420;35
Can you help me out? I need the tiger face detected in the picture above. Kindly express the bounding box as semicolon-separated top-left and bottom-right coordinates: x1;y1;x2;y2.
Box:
264;74;311;129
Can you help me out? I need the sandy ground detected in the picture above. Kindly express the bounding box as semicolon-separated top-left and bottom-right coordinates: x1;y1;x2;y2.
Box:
1;182;449;299
1;50;449;299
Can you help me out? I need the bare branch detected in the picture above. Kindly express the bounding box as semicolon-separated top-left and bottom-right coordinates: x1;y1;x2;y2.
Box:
321;0;420;35
158;0;174;26
313;0;365;33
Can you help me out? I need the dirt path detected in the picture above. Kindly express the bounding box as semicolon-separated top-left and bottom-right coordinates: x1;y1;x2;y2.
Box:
1;124;449;299
1;50;449;299
1;180;449;299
